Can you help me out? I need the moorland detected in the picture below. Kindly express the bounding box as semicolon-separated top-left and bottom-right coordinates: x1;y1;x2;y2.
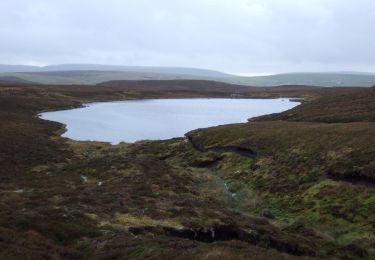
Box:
0;80;374;259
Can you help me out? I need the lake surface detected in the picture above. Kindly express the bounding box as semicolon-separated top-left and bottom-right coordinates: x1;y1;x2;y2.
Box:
40;98;299;144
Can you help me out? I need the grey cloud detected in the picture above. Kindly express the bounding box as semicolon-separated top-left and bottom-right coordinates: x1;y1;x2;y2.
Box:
0;0;374;74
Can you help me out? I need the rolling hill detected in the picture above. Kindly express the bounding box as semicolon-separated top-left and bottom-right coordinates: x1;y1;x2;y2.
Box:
1;64;375;87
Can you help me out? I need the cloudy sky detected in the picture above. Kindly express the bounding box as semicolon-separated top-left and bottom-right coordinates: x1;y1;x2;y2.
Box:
0;0;374;74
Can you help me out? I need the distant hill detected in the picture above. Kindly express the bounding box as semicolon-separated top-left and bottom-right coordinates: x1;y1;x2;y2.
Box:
0;64;375;87
0;75;36;84
231;73;375;87
0;65;43;73
0;64;230;78
0;71;223;85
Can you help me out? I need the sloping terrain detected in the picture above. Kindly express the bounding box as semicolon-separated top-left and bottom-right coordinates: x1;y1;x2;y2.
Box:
186;87;375;258
257;87;375;123
1;64;375;86
0;64;231;77
0;81;374;259
234;73;375;87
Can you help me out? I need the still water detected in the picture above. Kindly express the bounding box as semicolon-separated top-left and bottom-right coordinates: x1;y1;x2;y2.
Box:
40;98;298;144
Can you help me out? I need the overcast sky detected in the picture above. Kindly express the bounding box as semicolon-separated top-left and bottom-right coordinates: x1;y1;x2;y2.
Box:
0;0;374;74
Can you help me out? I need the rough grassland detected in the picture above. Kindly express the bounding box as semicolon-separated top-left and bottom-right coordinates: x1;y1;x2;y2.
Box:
0;80;374;259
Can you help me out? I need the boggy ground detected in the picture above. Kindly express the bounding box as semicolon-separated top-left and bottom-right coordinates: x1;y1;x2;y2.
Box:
0;80;374;259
